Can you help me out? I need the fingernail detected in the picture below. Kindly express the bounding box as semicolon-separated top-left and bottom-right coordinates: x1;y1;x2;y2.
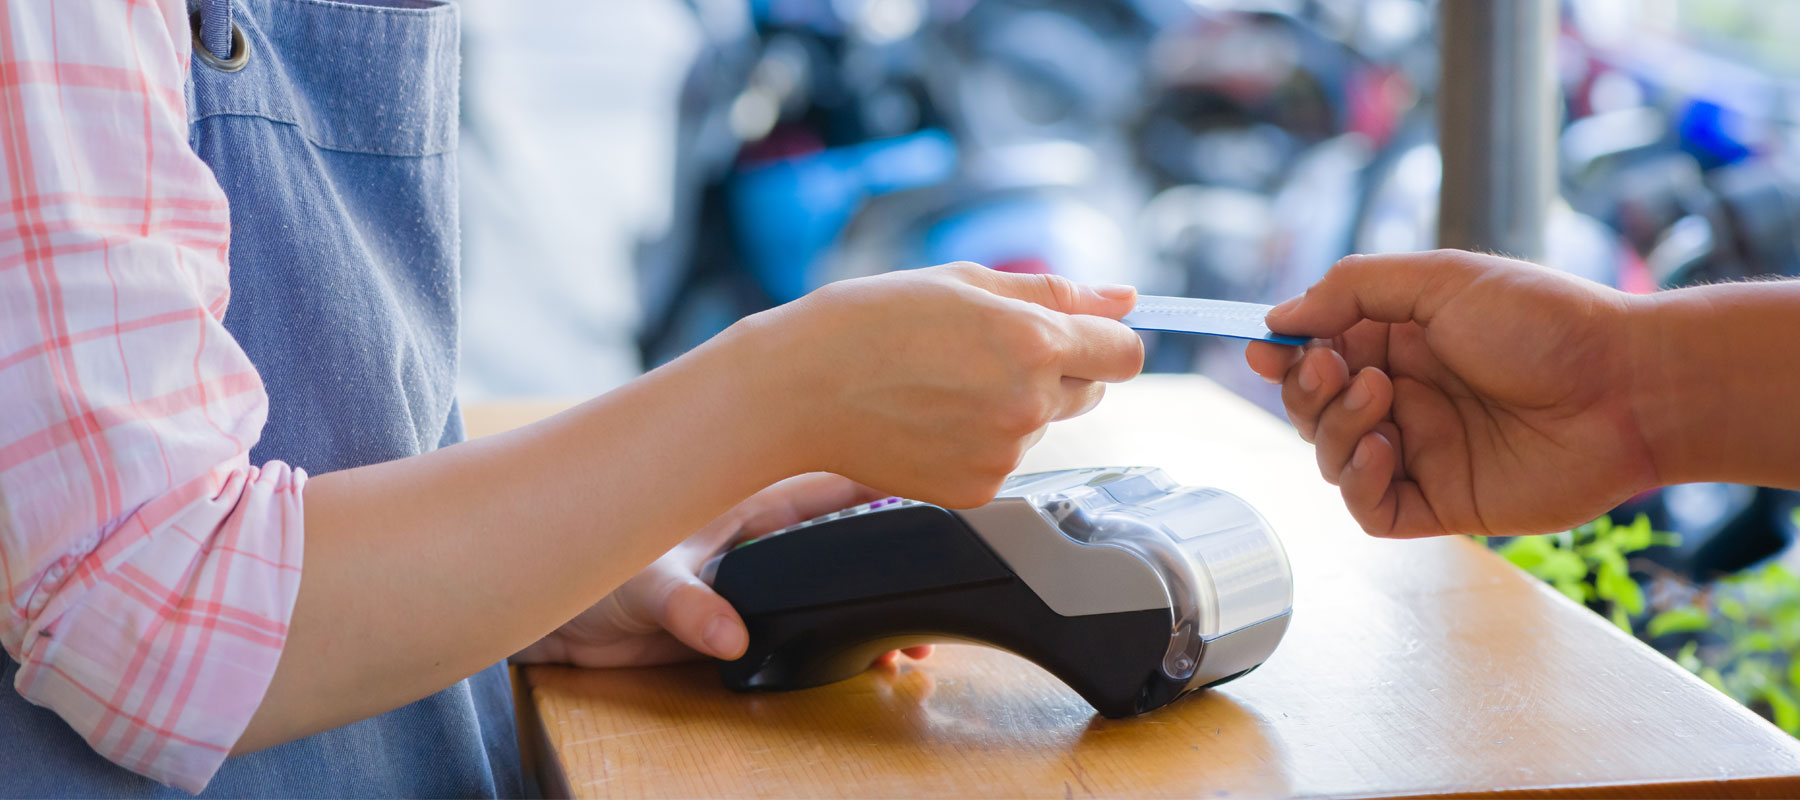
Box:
1298;359;1321;393
1091;283;1136;301
1352;437;1374;470
703;616;746;659
1344;374;1371;411
1268;291;1305;317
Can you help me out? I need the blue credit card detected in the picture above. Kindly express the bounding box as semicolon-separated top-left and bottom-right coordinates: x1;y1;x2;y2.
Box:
1121;296;1309;346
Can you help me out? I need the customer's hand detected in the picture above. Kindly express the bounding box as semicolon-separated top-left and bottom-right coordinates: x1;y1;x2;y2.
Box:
514;473;934;667
746;262;1144;509
1245;250;1657;538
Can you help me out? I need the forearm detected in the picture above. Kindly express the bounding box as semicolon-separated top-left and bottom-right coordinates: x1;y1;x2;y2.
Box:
1631;280;1800;489
237;319;800;752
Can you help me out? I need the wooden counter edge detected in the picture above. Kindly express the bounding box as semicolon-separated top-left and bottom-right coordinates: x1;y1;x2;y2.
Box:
1382;774;1800;799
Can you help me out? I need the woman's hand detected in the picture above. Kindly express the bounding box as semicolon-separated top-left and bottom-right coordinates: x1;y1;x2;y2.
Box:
1245;250;1658;538
514;473;932;668
742;263;1145;510
245;263;1121;753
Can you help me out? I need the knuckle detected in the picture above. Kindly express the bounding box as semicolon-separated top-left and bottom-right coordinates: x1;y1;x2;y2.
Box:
1033;273;1081;310
1326;254;1364;278
971;297;1011;335
996;390;1054;437
943;475;1004;509
1071;381;1104;412
1027;392;1058;428
804;279;858;308
998;313;1061;368
803;279;841;303
987;448;1025;481
1432;248;1492;273
941;261;987;280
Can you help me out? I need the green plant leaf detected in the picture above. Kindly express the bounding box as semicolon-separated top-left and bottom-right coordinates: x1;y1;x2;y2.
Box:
1677;640;1703;672
1618;577;1646;615
1537;550;1589;584
1552;579;1586;605
1772;606;1800;651
1701;666;1728;692
1720;596;1749;623
1578;537;1619;561
1499;535;1554;572
1648;607;1713;637
1610;606;1632;632
1594;558;1645;615
1768;686;1800;735
1768;564;1800;587
1618;515;1654;552
1738;631;1777;654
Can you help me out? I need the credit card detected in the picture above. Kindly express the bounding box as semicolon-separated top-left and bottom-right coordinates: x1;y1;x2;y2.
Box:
1121;296;1309;346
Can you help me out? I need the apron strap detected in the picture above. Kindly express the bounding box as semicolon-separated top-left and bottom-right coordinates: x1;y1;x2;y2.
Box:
199;0;233;62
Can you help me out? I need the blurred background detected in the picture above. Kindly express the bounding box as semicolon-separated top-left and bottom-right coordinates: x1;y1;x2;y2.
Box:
455;0;1800;602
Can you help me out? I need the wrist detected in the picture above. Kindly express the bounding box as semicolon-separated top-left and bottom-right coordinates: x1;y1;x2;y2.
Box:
548;311;810;515
1626;282;1800;488
703;307;823;479
1625;290;1703;487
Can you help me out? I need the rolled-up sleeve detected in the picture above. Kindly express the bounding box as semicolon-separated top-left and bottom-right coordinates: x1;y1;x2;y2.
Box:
1;0;305;791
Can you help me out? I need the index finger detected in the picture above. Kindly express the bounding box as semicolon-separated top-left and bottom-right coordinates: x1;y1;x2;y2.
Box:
1265;250;1489;340
732;473;886;543
949;262;1139;319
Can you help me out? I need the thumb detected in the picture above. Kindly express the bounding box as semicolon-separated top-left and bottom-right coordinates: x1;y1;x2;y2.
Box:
653;574;749;660
956;263;1138;319
1266;250;1482;339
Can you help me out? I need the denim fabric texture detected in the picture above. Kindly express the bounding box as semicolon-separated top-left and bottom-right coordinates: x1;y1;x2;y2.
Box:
0;0;523;795
200;0;232;60
199;0;232;60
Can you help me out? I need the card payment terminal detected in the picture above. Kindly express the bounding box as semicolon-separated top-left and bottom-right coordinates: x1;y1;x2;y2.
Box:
703;467;1294;717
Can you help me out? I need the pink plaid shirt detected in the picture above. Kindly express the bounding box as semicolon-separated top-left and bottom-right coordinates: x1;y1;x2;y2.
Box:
2;1;306;792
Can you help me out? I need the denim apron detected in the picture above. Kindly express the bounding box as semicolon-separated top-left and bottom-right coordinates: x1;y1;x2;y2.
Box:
0;0;522;795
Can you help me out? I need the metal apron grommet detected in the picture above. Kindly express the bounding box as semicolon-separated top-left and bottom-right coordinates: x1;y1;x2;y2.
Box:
189;10;249;72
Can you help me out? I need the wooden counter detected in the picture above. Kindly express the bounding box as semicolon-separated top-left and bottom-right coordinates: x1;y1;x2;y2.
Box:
466;375;1800;798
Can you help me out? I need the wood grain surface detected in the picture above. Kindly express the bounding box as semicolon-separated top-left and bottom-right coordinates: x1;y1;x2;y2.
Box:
469;375;1800;798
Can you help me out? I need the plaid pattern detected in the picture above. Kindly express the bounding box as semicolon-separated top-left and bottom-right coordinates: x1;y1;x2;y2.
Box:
1;1;305;791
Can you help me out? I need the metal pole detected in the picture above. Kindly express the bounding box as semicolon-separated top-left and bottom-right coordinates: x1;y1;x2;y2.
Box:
1437;0;1557;261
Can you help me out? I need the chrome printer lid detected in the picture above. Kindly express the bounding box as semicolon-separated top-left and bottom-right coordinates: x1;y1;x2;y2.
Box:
987;468;1293;686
